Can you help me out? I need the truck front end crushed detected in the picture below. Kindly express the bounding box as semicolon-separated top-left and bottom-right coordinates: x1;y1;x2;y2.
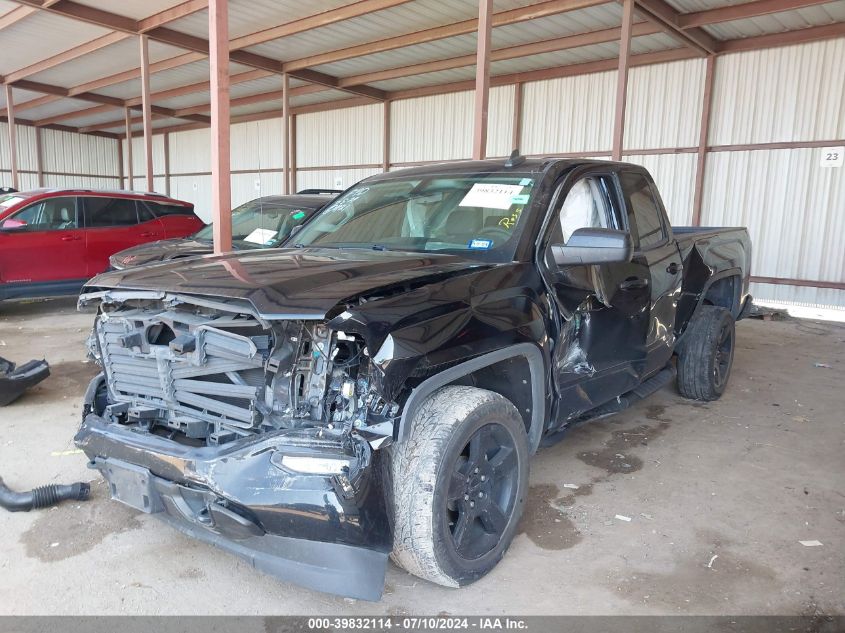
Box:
74;290;396;600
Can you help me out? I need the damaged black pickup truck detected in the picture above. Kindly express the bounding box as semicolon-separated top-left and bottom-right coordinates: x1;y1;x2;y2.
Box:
74;157;751;600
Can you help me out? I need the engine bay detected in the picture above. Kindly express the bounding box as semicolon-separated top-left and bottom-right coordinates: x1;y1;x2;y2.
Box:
88;293;394;446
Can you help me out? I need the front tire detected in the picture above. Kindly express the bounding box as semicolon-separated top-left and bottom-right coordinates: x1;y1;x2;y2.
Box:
390;386;529;587
677;305;736;401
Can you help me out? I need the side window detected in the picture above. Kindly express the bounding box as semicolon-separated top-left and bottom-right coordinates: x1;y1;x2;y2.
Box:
84;197;139;227
137;202;156;223
549;175;618;244
620;172;666;250
8;197;78;231
144;202;194;217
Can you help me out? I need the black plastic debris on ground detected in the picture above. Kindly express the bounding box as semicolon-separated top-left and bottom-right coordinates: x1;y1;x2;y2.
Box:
0;356;50;406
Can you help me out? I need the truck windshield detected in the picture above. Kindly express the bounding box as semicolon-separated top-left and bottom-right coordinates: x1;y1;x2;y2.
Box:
292;173;537;261
194;200;316;248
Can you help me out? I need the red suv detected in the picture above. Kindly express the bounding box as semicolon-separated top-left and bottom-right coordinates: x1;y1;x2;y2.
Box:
0;189;204;301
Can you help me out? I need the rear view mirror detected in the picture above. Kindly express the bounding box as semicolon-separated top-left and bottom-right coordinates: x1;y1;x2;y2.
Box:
551;228;633;266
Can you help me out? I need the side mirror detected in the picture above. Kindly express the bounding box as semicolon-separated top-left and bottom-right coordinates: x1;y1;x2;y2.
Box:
550;228;633;266
0;218;27;232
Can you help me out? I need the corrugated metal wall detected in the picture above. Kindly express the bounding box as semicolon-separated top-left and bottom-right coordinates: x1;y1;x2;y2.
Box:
2;37;842;307
709;39;845;145
704;147;845;308
297;104;382;167
522;71;616;155
625;58;706;150
623;153;699;225
1;123;120;190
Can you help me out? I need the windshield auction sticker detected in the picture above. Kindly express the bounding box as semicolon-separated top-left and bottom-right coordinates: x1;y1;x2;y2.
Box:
459;183;525;210
243;228;277;245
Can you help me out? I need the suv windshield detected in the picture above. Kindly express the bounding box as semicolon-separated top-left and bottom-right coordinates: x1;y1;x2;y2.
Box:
292;173;537;261
0;194;28;210
194;200;316;248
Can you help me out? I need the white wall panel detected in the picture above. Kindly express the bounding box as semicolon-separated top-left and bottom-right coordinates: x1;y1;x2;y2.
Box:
298;104;383;167
0;123;36;172
170;174;212;221
14;125;38;172
126;135;166;178
521;71;616;155
41;129;119;177
710;38;845;145
296;168;381;192
391;91;473;163
625;58;705;150
749;283;845;311
487;85;516;158
169;127;212;174
232;118;285;171
702;147;844;306
623;153;698;225
231;171;284;207
43;174;120;189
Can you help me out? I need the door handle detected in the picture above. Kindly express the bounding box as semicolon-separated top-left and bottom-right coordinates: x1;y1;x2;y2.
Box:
60;235;81;241
620;277;649;290
666;262;681;275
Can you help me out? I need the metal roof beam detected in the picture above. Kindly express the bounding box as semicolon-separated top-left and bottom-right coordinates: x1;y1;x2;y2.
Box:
3;31;130;83
283;0;611;72
633;0;720;54
0;5;37;31
143;22;663;118
679;0;835;29
12;0;386;100
0;94;61;118
337;21;662;88
2;1;205;83
718;21;845;52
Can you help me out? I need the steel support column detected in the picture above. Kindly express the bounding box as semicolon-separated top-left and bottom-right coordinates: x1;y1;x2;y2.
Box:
471;0;493;160
282;72;289;194
289;114;296;193
612;0;635;161
383;100;390;171
691;54;716;226
4;85;19;189
209;0;232;253
124;107;134;189
35;125;44;187
512;82;523;152
139;35;154;192
163;132;171;196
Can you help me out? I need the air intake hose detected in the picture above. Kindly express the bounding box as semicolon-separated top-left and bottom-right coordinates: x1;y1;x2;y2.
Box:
0;477;90;512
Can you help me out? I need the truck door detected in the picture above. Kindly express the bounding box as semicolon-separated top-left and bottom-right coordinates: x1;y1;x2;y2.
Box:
618;171;683;377
539;169;652;422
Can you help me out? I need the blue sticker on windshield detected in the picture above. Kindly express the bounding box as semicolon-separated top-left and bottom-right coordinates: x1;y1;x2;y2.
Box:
519;178;533;186
511;194;529;205
468;238;493;250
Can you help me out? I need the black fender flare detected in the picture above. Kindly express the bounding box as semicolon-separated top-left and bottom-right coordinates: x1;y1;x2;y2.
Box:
396;343;546;454
695;267;744;317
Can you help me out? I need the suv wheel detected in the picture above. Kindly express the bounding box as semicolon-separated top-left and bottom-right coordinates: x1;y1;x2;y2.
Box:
677;305;736;401
390;385;529;587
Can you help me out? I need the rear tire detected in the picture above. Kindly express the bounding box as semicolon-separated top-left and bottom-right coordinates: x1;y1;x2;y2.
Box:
390;386;529;587
677;305;735;401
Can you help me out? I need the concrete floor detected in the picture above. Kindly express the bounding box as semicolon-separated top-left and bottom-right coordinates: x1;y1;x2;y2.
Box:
0;298;842;616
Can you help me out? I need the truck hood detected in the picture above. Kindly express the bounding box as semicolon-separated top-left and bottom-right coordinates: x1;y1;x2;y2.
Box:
112;239;214;268
86;247;489;319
